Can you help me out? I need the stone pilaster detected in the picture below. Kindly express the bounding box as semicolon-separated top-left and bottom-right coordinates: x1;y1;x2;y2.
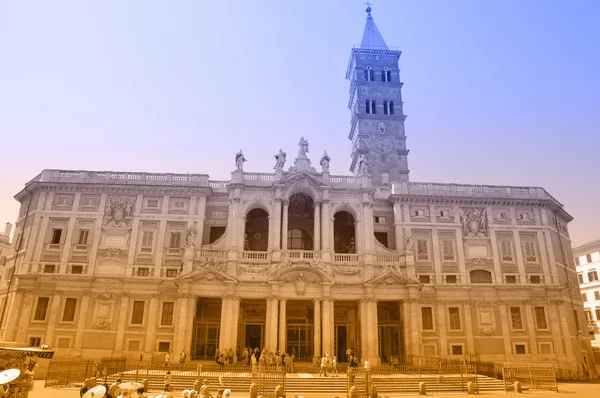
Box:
60;206;79;264
393;202;403;252
173;296;190;356
15;291;36;344
463;302;475;358
144;297;160;356
359;299;368;360
219;297;231;351
321;199;331;252
2;291;24;341
44;290;64;347
524;304;538;356
229;297;241;354
155;219;168;267
73;295;91;351
314;203;321;251
321;298;333;357
114;295;130;352
436;303;448;356
265;297;279;352
367;299;379;363
281;201;289;250
498;304;512;360
273;199;282;250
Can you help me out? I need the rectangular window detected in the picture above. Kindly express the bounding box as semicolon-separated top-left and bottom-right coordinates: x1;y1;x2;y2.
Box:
141;231;154;251
585;310;593;321
588;271;598;282
131;301;145;325
62;298;77;322
448;307;461;330
586;254;592;263
173;200;185;209
365;100;371;114
582;293;587;302
446;275;457;284
137;268;149;277
84;197;95;206
209;227;226;244
169;232;181;248
595;309;600;320
78;230;89;245
161;302;175;326
29;337;41;347
146;199;159;208
505;275;517;284
371;100;377;114
71;265;83;274
595;291;600;300
51;229;62;244
578;274;585;284
383;100;389;115
158;342;171;353
166;269;177;278
530;275;541;284
417;240;429;261
439;210;450;217
500;240;513;261
451;345;463;355
510;307;523;329
34;297;50;321
515;344;526;354
442;240;455;261
523;241;537;262
373;216;386;224
535;307;548;329
419;275;431;284
421;307;433;330
43;264;56;273
539;343;553;355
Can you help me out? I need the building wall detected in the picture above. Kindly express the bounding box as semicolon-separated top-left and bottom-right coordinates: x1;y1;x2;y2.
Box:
574;240;600;353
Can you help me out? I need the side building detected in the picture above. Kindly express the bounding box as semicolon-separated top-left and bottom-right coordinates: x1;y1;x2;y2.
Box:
574;240;600;351
0;7;595;375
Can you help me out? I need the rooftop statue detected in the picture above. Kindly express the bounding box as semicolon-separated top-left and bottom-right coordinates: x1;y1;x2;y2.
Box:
274;149;287;171
235;149;246;172
320;150;331;173
298;137;309;157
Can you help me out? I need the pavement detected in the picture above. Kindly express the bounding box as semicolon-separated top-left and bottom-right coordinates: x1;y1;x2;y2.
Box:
28;380;600;398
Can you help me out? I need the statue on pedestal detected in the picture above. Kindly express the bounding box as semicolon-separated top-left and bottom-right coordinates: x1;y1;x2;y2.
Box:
185;227;198;248
235;149;246;172
320;151;331;173
404;236;413;255
274;149;287;171
298;137;309;157
357;155;368;176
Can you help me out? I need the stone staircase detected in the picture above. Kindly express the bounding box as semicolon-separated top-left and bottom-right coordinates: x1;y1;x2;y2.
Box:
286;375;347;395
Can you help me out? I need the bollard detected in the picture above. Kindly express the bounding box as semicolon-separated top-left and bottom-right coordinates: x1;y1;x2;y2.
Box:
419;382;427;395
514;380;522;393
274;384;284;398
349;385;359;398
371;385;378;398
250;382;258;398
467;381;474;395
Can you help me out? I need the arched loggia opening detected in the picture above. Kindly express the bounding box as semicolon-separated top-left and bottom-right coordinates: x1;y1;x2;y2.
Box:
333;211;356;253
244;208;269;251
286;193;314;250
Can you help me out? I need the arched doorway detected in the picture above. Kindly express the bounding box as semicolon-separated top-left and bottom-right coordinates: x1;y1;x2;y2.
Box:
287;193;314;250
244;208;269;251
334;211;356;253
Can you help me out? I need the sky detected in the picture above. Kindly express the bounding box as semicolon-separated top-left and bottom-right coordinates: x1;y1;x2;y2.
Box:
0;0;598;246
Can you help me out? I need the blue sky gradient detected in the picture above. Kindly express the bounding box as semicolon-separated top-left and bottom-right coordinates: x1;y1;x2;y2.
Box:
0;0;598;246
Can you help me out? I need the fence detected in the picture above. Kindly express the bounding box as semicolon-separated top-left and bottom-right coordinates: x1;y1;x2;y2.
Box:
347;362;480;397
252;366;286;398
502;365;558;392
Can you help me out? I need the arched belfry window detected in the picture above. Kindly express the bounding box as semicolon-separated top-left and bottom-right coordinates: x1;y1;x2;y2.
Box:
383;100;389;115
389;101;395;115
382;67;392;82
333;211;356;253
244;208;269;251
364;66;374;81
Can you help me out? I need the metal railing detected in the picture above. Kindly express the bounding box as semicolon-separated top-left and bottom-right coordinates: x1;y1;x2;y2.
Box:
502;365;558;392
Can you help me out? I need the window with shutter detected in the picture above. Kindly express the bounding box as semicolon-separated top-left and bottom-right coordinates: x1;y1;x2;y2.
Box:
62;298;77;322
131;301;145;324
448;307;461;330
510;307;523;329
442;240;454;261
500;240;513;261
141;231;154;251
78;230;89;245
524;241;537;262
535;307;548;329
421;307;433;330
417;240;429;261
170;232;181;248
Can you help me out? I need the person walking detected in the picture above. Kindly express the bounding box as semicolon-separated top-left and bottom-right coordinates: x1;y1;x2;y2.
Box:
164;370;172;392
180;350;187;367
320;354;329;377
332;356;338;377
164;352;171;367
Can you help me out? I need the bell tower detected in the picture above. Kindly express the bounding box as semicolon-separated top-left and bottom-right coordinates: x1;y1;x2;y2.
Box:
346;5;410;185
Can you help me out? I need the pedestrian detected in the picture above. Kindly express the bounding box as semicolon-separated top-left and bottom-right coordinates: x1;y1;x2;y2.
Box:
320;354;329;377
79;378;90;397
164;351;171;367
332;356;338;376
164;370;172;392
364;357;370;370
200;379;214;398
180;350;187;366
107;378;121;398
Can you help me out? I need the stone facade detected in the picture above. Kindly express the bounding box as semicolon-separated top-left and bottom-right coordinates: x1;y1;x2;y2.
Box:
0;7;595;375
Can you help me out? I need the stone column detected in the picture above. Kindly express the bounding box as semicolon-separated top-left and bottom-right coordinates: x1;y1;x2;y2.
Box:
73;295;91;351
229;297;241;355
60;213;78;265
313;299;322;358
273;199;282;250
431;228;442;284
524;304;538;356
219;297;231;351
278;299;287;352
436;303;448;356
314;203;321;251
393;202;403;252
498;304;512;360
155;219;168;267
44;290;64;347
359;300;368;360
195;196;207;246
512;230;526;279
281;201;289;250
321;298;333;357
173;296;190;356
183;297;196;357
367;300;379;362
114;295;130;352
269;297;279;352
144;297;160;355
321;199;331;251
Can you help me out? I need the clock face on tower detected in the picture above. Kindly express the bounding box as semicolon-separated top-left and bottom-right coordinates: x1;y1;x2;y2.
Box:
373;137;393;154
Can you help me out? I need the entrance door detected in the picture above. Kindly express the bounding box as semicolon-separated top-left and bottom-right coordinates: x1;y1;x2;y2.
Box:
245;324;263;351
335;325;347;362
286;323;313;360
191;322;220;360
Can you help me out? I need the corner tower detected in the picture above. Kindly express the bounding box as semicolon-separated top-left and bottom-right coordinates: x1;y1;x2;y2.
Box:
346;6;409;184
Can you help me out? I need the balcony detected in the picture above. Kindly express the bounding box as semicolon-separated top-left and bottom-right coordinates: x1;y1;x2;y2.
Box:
46;244;62;252
333;253;359;264
285;250;321;262
196;249;227;260
165;248;182;256
242;251;270;261
73;244;88;252
374;253;402;265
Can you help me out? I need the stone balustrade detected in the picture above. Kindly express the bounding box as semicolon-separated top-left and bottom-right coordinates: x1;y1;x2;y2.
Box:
28;169;211;187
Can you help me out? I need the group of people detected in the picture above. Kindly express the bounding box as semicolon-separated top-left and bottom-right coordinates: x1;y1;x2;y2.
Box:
318;354;339;377
163;351;187;367
81;377;231;398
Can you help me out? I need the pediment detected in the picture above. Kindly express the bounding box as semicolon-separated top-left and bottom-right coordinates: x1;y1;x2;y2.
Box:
366;266;417;286
276;171;330;190
179;265;238;283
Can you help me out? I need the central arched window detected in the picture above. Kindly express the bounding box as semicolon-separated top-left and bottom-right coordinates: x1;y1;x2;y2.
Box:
288;228;312;250
333;211;356;253
244;208;269;251
470;270;493;283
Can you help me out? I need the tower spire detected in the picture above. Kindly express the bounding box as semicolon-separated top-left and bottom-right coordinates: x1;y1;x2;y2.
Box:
360;3;388;50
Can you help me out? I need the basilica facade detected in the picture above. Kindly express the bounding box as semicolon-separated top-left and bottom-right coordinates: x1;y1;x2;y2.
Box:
0;8;595;373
